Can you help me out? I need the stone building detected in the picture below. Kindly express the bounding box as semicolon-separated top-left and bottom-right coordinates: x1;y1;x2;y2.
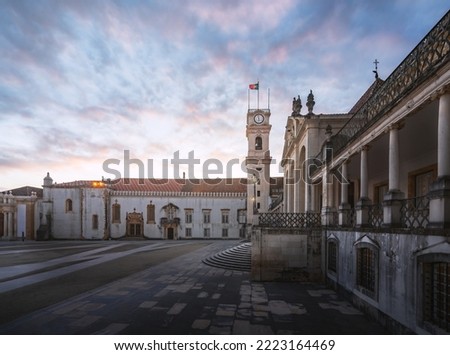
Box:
254;11;450;334
0;186;42;240
39;174;248;240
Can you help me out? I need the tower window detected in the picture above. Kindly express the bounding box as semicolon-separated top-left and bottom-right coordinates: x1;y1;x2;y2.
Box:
255;136;262;150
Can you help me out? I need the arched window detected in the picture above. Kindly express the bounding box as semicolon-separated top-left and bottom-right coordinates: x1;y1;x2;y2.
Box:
255;136;262;150
65;199;73;213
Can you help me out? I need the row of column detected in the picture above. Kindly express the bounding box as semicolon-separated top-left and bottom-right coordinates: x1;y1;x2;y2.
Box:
332;92;450;228
2;211;15;238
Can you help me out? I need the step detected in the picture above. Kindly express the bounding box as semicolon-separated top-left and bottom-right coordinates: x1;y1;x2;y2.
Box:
202;242;251;271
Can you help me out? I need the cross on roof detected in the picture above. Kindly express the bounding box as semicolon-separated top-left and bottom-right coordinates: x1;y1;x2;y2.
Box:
373;59;379;79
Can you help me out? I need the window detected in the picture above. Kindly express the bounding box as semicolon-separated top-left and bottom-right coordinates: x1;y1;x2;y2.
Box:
112;202;121;223
65;199;73;213
222;228;228;237
423;261;450;333
255;136;262;150
203;228;210;238
203;210;211;224
185;209;193;224
238;209;246;224
373;182;388;204
408;165;437;198
185;227;192;238
92;214;99;230
221;210;229;224
147;203;155;224
356;247;377;298
327;240;337;273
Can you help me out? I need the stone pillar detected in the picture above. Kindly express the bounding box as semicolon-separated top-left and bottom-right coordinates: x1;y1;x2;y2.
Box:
356;146;371;227
428;92;450;228
7;212;13;238
321;170;337;225
339;160;352;226
3;212;8;237
383;124;405;227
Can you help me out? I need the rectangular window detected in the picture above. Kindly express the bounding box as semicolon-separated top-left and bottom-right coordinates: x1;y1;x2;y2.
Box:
408;165;437;198
222;228;228;238
356;247;376;296
112;203;121;223
373;182;388;204
185;209;193;224
221;210;229;224
92;214;99;230
203;228;210;238
238;209;246;224
185;227;192;238
147;204;155;224
423;262;450;333
327;241;337;273
203;210;211;224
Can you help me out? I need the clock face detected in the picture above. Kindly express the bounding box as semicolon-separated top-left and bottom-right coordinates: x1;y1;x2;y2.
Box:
254;114;264;124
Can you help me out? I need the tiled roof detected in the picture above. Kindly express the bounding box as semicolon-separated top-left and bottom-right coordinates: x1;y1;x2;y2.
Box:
53;178;248;194
1;186;43;198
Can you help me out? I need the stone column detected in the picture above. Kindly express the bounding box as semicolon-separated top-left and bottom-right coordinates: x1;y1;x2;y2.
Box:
3;212;7;237
429;92;450;228
321;169;337;226
339;160;352;226
7;212;13;238
356;146;371;227
383;124;405;227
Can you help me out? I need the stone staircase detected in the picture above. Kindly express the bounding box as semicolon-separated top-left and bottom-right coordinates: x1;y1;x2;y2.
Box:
202;242;251;271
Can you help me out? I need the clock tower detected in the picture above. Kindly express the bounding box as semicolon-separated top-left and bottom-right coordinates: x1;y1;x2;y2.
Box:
246;108;272;225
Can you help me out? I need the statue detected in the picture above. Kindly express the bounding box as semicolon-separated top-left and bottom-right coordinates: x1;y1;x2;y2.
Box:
306;90;315;114
291;95;302;116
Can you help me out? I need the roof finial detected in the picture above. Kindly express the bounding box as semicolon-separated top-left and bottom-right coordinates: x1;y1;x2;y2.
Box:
373;59;379;79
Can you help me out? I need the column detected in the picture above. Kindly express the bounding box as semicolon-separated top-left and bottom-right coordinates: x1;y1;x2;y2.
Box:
3;212;7;237
321;169;337;226
383;124;405;227
339;160;352;226
7;212;13;238
428;92;450;228
356;146;371;227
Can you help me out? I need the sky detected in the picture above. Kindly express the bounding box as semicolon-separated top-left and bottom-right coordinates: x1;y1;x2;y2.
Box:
0;0;448;190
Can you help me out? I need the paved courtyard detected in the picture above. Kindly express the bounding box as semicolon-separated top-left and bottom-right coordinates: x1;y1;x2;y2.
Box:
0;239;389;335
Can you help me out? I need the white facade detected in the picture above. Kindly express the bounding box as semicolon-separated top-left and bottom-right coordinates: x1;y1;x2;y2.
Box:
40;178;247;240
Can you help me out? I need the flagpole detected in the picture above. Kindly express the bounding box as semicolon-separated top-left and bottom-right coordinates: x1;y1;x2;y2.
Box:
247;89;250;110
268;88;270;109
257;80;260;110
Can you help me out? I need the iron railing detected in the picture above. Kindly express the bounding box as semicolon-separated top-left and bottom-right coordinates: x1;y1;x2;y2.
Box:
313;11;449;163
259;212;321;228
368;204;384;229
400;196;430;229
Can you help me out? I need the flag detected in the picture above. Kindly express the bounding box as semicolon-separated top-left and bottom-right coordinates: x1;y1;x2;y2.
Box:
249;82;259;90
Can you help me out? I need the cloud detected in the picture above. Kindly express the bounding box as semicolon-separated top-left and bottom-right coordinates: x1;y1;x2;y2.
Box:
0;0;448;188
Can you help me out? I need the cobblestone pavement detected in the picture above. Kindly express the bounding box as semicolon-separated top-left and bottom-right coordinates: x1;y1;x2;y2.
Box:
0;240;389;335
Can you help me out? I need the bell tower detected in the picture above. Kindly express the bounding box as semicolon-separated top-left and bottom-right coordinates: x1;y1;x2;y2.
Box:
246;105;272;225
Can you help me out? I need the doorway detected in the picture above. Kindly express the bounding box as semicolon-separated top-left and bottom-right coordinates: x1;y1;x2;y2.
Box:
167;227;174;240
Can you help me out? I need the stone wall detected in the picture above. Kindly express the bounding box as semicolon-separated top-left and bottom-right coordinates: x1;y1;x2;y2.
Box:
251;227;323;281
